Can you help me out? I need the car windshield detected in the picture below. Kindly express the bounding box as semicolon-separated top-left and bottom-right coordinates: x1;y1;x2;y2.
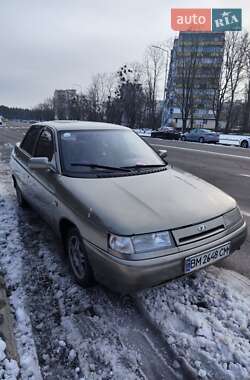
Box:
59;129;165;176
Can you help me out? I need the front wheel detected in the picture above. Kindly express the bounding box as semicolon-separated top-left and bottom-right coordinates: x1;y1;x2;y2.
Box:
199;137;205;143
241;140;249;149
181;135;186;141
66;227;95;287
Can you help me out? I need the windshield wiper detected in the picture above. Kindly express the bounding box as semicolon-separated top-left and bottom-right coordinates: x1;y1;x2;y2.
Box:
123;164;167;169
70;163;131;172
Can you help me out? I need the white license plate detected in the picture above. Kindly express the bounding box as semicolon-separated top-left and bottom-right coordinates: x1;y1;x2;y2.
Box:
184;243;231;273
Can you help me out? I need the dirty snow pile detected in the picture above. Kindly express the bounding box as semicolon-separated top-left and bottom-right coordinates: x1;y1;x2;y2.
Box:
0;338;19;379
0;180;43;379
139;266;250;379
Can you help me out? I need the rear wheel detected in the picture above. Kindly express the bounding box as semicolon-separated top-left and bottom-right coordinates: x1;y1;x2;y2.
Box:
199;137;205;143
15;183;28;208
241;140;249;149
66;227;94;287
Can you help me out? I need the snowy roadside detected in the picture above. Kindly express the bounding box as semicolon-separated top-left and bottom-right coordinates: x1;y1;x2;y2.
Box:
0;171;45;379
0;336;19;380
1;156;250;380
0;167;142;379
138;266;250;379
0;162;180;380
134;129;152;137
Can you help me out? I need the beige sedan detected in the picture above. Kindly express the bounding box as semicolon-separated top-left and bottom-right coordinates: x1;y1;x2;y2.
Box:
10;121;247;293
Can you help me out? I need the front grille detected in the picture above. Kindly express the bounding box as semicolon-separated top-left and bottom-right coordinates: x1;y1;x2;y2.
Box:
172;216;225;246
178;225;225;244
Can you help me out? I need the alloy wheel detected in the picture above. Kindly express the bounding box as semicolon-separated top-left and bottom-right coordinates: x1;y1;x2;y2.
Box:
241;140;249;149
68;234;86;281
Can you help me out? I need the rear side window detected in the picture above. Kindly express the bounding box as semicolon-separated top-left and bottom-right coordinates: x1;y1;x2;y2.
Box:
35;129;54;161
21;126;42;156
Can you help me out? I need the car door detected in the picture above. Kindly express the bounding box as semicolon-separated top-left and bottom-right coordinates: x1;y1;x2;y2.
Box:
187;129;197;141
13;125;43;200
28;127;58;226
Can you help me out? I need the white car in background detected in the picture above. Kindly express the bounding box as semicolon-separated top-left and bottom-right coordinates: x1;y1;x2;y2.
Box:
219;134;250;149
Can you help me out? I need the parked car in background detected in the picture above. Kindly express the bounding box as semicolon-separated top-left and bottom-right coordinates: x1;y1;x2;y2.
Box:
181;128;219;143
0;116;5;126
151;127;181;140
10;121;246;293
219;134;250;149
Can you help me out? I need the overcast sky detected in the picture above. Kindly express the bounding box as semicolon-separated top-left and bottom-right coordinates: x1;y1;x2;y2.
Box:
1;0;249;108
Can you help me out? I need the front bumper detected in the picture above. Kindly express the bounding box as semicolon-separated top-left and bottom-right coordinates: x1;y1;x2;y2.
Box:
86;221;247;293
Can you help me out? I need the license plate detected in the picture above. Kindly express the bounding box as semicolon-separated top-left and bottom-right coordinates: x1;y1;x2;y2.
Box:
184;243;231;274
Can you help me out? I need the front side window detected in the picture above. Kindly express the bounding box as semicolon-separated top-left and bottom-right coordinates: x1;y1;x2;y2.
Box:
35;129;54;161
59;129;165;177
20;125;42;156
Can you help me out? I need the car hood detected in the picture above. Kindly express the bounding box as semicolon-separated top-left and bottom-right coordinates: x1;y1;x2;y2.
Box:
58;168;236;235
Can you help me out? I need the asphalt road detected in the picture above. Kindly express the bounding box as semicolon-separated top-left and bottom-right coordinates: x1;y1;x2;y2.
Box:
146;136;250;278
0;125;249;278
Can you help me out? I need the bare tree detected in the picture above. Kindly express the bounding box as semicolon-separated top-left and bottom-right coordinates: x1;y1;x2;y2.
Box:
86;75;102;121
86;73;117;121
117;63;145;128
212;32;249;132
174;35;201;132
242;41;250;133
224;32;249;132
143;44;166;128
32;98;54;120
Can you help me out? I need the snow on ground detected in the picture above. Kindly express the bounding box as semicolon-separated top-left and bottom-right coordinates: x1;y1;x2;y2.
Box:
0;337;19;379
0;173;44;380
134;129;152;137
139;266;250;379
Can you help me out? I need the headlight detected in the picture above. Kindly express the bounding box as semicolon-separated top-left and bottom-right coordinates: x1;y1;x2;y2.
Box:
132;231;173;253
109;234;134;254
223;207;243;229
108;231;174;255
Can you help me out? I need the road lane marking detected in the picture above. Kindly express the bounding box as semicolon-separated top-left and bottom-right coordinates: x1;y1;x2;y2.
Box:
240;174;250;178
151;143;250;160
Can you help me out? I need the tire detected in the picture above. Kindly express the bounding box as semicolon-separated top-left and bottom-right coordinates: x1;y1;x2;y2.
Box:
241;140;249;149
66;227;94;287
15;183;28;208
181;135;186;141
199;137;205;143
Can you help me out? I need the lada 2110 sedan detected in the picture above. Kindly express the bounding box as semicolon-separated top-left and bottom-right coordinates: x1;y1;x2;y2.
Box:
10;121;247;292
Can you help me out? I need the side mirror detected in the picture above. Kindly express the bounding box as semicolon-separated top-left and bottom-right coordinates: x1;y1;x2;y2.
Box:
158;149;168;161
28;157;55;171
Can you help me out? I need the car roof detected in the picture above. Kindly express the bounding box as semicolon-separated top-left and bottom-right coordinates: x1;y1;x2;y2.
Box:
32;120;129;131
